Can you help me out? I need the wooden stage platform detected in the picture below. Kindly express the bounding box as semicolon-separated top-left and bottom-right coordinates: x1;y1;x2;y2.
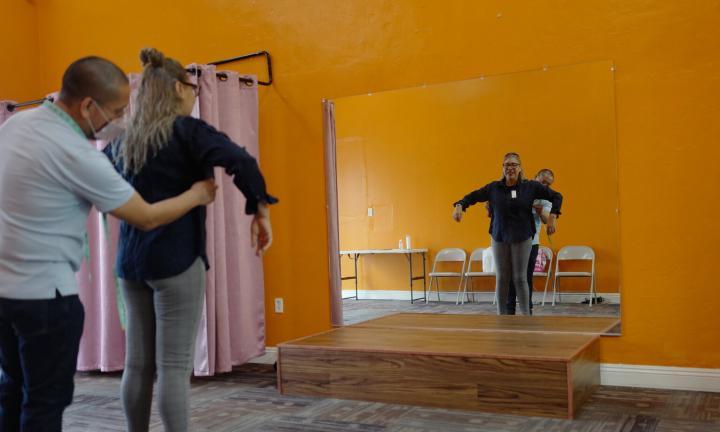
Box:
278;314;617;419
354;313;621;335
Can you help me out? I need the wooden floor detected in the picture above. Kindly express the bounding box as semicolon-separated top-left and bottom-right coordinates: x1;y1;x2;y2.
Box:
354;313;621;335
279;315;605;419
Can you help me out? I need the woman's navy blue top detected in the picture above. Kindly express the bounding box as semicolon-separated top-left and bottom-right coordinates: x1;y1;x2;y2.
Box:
104;116;277;281
454;179;562;243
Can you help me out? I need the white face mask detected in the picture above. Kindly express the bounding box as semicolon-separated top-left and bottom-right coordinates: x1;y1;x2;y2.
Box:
94;117;126;142
87;100;126;142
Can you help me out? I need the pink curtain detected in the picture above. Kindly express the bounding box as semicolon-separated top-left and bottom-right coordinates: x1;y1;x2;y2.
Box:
323;100;343;326
189;64;266;375
75;91;131;372
75;67;267;375
75;193;126;370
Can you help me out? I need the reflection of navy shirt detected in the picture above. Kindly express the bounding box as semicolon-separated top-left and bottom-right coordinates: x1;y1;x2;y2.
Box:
454;179;562;243
104;116;278;281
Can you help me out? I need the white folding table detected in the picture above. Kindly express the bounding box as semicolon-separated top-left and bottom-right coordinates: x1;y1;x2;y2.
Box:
339;248;428;303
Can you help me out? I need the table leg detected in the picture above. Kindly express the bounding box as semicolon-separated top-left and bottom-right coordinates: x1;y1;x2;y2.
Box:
407;252;427;304
341;254;360;300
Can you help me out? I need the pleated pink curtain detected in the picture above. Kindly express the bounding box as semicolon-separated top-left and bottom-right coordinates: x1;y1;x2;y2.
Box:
188;64;266;375
74;67;266;375
75;84;134;371
323;100;343;326
75;193;126;370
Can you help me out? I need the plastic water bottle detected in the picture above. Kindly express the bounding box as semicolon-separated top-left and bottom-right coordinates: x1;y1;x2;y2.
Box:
405;235;412;250
398;239;403;249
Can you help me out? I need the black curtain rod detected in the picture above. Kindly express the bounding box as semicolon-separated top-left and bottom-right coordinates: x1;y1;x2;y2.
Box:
5;51;273;113
188;50;273;86
5;97;54;113
210;51;272;85
185;68;257;86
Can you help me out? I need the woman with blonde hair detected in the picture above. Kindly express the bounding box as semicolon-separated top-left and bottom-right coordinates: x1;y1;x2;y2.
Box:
452;152;561;316
105;47;277;431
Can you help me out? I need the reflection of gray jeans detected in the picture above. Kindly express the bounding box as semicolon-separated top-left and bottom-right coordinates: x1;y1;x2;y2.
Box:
120;258;206;432
492;238;533;315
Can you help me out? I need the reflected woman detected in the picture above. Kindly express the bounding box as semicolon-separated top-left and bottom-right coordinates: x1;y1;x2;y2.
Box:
452;152;562;315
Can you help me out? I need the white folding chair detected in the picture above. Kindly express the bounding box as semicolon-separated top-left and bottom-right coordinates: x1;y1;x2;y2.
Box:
426;248;467;304
545;245;596;307
459;248;495;305
536;246;553;305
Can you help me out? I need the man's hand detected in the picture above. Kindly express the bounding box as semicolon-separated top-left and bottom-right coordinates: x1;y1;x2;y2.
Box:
547;213;558;235
190;179;218;206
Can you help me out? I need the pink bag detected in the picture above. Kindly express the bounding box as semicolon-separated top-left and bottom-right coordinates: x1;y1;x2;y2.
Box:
534;249;548;272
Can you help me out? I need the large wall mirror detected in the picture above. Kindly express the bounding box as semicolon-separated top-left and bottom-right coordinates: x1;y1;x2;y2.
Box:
327;60;620;334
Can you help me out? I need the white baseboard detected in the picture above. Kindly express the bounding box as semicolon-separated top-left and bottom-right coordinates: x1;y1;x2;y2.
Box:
342;289;620;304
601;364;720;393
251;348;717;393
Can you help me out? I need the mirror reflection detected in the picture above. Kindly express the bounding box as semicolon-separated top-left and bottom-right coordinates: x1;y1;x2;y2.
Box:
331;60;620;334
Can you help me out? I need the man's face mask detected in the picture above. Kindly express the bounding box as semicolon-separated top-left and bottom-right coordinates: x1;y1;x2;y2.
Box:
86;100;126;142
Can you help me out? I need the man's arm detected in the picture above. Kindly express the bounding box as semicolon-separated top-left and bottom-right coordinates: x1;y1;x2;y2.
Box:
535;200;552;224
111;179;217;231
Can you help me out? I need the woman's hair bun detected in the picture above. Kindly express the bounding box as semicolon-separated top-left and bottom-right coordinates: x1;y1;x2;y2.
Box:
140;47;165;68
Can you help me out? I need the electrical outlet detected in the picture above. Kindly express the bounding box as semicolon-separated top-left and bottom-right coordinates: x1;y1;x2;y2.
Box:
274;297;284;313
367;207;374;217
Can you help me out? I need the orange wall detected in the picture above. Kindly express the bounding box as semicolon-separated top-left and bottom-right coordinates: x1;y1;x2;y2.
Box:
335;61;620;296
30;1;720;367
0;0;42;101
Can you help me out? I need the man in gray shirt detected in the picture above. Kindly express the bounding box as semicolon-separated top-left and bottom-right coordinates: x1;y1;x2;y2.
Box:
0;56;216;431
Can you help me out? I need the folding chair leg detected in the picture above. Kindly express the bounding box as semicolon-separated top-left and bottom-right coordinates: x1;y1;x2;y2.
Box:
456;276;466;305
594;275;598;303
456;276;464;305
428;276;441;303
462;276;472;305
552;277;558;306
465;277;474;303
426;276;434;304
589;275;597;308
542;274;550;306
